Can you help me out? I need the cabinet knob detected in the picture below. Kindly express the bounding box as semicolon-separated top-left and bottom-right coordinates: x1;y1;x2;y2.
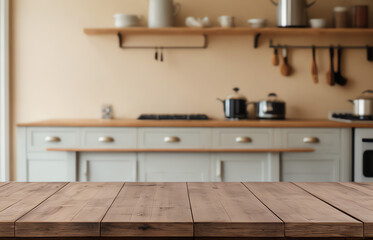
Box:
45;136;61;143
236;137;252;143
303;137;320;144
98;136;115;143
164;136;180;143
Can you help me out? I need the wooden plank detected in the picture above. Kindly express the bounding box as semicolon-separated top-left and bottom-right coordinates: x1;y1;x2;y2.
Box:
188;182;283;238
0;182;66;237
244;182;362;238
101;182;193;237
83;27;373;36
46;148;315;153
16;118;373;128
16;182;123;237
295;182;373;238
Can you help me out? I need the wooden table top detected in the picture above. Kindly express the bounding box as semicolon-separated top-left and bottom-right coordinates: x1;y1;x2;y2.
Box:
1;182;373;239
16;118;373;128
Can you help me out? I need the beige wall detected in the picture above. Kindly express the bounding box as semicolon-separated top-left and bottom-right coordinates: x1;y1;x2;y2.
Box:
10;0;373;179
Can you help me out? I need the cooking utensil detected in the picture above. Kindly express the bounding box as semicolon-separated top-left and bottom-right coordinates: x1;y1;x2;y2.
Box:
367;46;373;61
148;0;181;28
326;47;335;86
272;47;279;66
155;48;159;61
280;47;292;76
217;88;248;120
255;93;286;120
335;47;347;86
270;0;317;27
349;90;373;118
160;47;164;62
311;46;318;84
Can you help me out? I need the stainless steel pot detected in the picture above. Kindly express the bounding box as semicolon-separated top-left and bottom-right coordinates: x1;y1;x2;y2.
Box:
255;93;286;120
270;0;317;27
349;90;373;118
217;88;248;120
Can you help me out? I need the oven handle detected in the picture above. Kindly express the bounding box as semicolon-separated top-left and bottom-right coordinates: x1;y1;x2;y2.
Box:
362;139;373;143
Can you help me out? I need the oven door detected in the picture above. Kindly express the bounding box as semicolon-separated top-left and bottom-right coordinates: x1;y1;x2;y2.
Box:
355;131;373;182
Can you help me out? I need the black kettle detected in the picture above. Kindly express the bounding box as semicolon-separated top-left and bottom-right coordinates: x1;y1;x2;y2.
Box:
217;88;248;120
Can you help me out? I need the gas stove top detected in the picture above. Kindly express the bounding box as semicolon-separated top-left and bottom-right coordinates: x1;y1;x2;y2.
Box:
138;114;209;120
329;111;373;123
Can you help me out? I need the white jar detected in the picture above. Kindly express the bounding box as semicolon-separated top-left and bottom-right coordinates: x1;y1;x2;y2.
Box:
148;0;181;28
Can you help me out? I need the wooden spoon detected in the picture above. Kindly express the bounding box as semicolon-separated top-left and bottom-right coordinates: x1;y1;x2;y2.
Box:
326;47;335;86
272;47;279;66
280;47;292;76
311;46;318;84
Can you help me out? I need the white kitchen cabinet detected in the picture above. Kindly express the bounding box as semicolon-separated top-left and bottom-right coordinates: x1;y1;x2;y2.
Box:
281;153;340;182
279;128;352;182
78;153;137;182
138;153;211;182
212;153;280;182
26;152;76;182
17;126;353;182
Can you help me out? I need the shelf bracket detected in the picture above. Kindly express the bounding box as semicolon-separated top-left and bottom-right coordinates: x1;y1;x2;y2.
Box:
254;33;261;49
117;32;208;49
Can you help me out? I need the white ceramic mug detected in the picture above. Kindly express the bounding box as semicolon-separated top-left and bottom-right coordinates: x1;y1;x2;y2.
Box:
217;16;235;28
148;0;181;28
114;14;142;27
309;18;327;28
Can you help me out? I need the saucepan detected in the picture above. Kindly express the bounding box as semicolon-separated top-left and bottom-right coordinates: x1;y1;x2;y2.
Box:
349;90;373;118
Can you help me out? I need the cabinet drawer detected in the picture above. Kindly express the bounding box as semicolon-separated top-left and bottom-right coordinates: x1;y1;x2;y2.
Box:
27;128;79;152
138;128;211;149
282;128;340;153
82;128;136;148
213;128;272;149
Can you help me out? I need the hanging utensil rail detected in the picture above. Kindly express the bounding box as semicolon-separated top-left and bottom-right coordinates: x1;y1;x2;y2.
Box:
269;40;372;49
117;33;208;49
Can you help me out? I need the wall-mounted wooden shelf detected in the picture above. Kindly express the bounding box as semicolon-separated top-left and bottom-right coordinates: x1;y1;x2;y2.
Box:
83;27;373;50
84;27;373;36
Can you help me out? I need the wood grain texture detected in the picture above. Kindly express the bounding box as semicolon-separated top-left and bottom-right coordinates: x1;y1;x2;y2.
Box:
83;27;373;36
102;182;193;237
16;118;373;128
16;182;123;237
296;182;373;238
188;182;283;238
46;148;315;153
0;182;66;237
244;182;362;238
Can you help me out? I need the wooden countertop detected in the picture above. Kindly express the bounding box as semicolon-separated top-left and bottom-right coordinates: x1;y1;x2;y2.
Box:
1;182;373;238
16;118;373;128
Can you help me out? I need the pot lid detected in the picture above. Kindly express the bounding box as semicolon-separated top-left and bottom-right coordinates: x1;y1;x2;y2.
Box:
262;93;284;103
226;88;247;100
355;90;373;100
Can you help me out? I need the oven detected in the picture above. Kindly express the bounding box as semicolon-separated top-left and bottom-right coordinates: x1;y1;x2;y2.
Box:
354;129;373;182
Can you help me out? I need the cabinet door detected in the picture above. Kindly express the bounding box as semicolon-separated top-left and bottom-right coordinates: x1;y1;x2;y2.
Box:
281;153;340;182
27;152;76;182
79;153;137;182
213;153;280;182
138;153;211;182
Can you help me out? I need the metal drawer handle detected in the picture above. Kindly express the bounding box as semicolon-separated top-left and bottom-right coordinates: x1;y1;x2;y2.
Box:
236;137;252;143
45;136;61;143
98;136;115;143
303;137;320;144
164;136;180;143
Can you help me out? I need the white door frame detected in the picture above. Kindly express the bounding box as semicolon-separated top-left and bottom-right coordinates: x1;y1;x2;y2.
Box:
0;0;9;181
